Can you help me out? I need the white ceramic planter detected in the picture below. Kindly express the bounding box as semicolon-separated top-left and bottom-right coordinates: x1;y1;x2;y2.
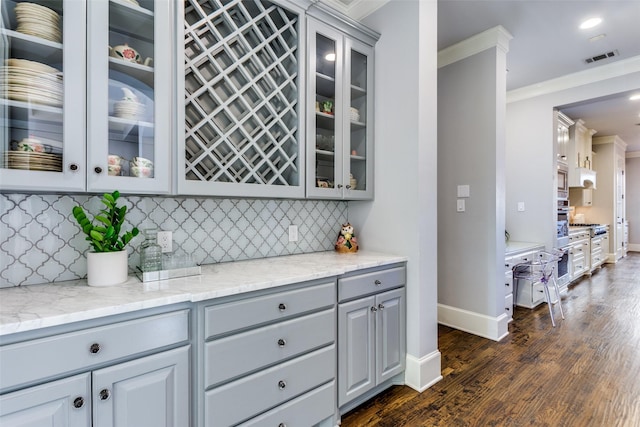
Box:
87;250;128;286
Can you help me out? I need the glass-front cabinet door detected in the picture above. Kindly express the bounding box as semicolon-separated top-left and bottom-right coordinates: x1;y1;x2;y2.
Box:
87;0;171;194
306;18;374;200
0;0;86;192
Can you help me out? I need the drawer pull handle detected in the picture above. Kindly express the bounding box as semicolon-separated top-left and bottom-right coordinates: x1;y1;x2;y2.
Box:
278;380;287;390
99;389;111;401
73;397;85;409
378;303;385;311
374;279;382;286
278;338;286;347
278;303;287;312
89;343;101;354
370;306;377;312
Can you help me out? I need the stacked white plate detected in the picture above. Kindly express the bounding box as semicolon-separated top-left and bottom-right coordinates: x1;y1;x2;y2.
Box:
15;2;62;43
5;151;62;172
113;100;145;120
1;59;63;107
350;107;361;122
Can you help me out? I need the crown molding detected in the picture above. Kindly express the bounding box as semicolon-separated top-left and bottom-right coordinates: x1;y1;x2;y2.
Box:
626;151;640;158
438;25;513;69
507;55;640;103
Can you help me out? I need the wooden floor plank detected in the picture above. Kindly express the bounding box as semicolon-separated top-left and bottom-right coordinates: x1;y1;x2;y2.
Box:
341;252;640;426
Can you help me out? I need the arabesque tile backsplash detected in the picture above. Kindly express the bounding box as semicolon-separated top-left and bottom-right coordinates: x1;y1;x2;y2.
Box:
0;194;347;287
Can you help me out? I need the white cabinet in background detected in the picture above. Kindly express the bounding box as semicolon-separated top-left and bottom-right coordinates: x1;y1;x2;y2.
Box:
555;110;573;164
567;118;597;188
1;0;172;194
569;228;590;281
306;6;378;200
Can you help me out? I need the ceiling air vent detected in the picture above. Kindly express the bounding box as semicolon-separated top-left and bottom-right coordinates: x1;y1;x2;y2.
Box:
585;50;619;64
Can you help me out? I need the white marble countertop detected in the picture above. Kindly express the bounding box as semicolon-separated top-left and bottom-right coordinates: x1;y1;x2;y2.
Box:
505;241;545;256
0;251;407;336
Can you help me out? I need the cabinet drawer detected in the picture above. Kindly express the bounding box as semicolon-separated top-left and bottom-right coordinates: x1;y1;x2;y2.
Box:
204;281;335;339
205;309;335;388
0;310;189;392
505;294;513;317
338;266;406;302
238;381;335;427
205;345;335;427
504;271;513;296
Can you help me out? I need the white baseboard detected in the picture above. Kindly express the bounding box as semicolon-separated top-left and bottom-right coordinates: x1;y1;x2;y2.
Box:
438;303;509;341
628;243;640;252
404;350;442;392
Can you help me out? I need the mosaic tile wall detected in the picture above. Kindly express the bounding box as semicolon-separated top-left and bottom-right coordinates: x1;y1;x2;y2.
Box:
0;194;347;287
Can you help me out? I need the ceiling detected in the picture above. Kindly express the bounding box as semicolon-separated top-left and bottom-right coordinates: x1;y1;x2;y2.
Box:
322;0;640;152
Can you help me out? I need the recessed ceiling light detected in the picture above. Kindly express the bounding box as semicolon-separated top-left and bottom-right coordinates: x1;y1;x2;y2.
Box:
630;94;640;101
580;17;602;29
325;53;336;62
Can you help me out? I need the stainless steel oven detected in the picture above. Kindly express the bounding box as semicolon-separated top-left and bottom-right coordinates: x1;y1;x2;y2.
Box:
556;246;570;287
557;199;570;247
557;163;569;200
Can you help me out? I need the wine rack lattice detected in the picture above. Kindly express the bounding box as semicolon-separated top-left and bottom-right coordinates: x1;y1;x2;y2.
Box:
184;0;300;186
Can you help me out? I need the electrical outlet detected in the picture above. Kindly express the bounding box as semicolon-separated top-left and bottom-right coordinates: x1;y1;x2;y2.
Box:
157;231;173;253
288;225;298;242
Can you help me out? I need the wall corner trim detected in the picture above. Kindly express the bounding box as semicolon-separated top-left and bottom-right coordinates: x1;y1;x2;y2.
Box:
437;303;509;341
438;25;513;69
404;350;442;393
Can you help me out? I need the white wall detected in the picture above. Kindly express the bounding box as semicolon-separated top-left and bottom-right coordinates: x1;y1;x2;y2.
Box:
350;0;441;392
626;154;640;250
435;28;509;341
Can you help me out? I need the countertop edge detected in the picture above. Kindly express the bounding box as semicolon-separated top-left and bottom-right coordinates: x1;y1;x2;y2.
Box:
0;251;407;336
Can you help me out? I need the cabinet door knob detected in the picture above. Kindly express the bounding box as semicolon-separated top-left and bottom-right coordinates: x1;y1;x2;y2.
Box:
89;343;101;354
370;306;377;312
374;279;382;286
278;303;287;312
337;184;343;188
378;303;385;310
73;397;85;408
99;389;111;401
277;338;286;347
69;163;79;172
278;380;286;390
279;424;287;427
94;166;103;174
345;185;352;189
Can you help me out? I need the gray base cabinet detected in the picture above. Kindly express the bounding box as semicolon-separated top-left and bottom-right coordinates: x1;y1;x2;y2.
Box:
0;374;91;427
337;265;406;407
0;308;190;427
198;279;337;427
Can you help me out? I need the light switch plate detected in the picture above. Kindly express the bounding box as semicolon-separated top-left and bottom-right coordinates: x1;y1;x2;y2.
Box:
457;199;465;212
517;202;525;212
457;185;470;198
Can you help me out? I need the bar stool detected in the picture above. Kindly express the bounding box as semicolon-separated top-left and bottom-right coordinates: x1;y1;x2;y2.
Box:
513;249;565;327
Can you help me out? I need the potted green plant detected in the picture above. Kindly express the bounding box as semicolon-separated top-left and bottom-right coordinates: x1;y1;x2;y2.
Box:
72;191;139;286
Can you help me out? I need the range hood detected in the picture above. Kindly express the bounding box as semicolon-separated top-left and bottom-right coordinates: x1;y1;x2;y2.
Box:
569;167;597;189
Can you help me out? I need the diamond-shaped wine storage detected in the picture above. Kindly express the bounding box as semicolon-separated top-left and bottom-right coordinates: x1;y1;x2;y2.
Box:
181;0;305;198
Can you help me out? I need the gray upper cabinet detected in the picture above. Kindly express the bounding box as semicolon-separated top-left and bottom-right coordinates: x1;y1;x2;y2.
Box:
87;0;172;194
178;0;308;198
305;7;377;200
0;0;172;194
0;0;86;192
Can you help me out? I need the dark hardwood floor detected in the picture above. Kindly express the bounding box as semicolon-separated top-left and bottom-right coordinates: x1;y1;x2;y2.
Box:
341;252;640;427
